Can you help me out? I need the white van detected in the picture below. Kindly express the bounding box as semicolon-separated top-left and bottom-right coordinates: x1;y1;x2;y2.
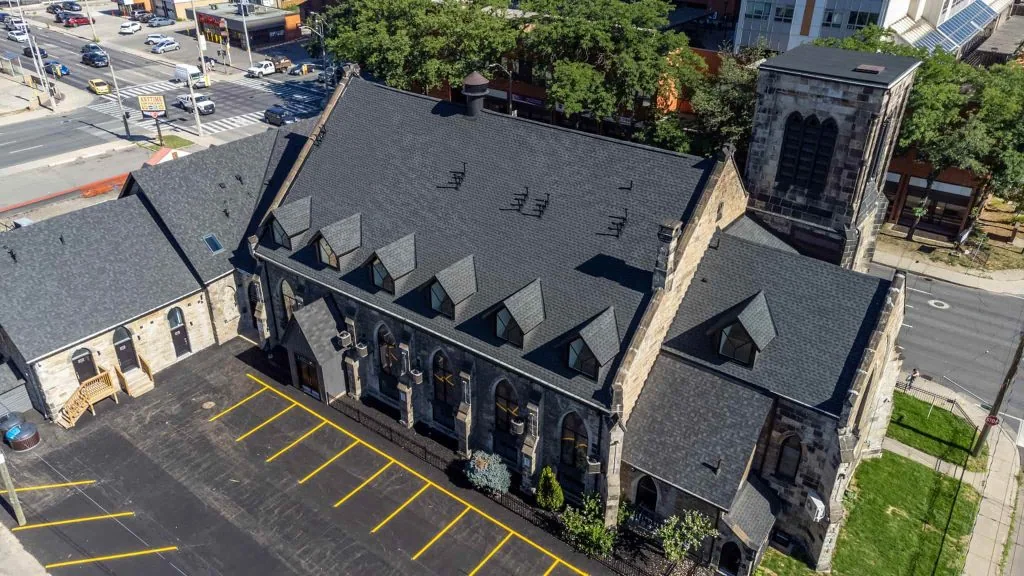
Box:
172;63;207;88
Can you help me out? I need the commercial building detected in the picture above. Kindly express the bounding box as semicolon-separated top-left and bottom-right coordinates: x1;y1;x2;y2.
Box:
191;3;301;50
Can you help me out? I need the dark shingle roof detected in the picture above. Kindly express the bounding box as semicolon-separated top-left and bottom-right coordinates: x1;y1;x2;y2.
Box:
723;479;779;548
760;45;921;87
435;255;477;305
256;79;717;407
127;121;312;281
579;307;620;366
274;196;312;239
375;233;416;279
723;216;797;254
504;279;546;335
664;234;890;416
0;360;25;396
0;197;200;362
708;291;776;351
284;298;344;365
623;355;773;510
319;213;361;256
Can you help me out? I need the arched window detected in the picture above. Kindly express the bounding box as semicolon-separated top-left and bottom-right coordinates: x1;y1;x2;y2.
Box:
559;412;589;493
635;475;658;513
719;541;742;576
776;435;802;482
774;112;838;196
71;347;97;383
376;326;400;401
281;280;296;323
167;307;185;329
494;380;519;461
248;281;262;329
431;351;459;430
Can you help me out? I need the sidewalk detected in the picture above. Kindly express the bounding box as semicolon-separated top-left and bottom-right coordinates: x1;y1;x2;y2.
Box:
873;239;1024;295
0;74;94;126
0;523;47;576
882;436;986;491
901;376;1021;576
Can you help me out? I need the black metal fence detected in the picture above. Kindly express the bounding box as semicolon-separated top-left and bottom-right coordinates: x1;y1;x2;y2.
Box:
895;380;979;433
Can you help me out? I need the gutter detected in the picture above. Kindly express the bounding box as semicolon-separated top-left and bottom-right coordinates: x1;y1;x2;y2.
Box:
759;60;923;90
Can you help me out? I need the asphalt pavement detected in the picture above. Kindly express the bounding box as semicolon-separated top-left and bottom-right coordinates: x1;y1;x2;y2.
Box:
0;107;117;168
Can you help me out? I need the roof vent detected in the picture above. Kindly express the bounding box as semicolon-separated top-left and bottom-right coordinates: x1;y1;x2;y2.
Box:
462;71;489;119
854;64;885;74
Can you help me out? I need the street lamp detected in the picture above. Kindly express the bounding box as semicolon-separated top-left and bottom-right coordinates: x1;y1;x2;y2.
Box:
488;62;513;116
81;0;100;43
239;0;253;68
14;0;56;111
106;58;131;138
189;0;209;83
307;12;328;81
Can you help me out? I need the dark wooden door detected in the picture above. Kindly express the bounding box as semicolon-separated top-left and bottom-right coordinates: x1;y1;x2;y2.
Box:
72;351;97;383
115;339;138;371
171;325;191;357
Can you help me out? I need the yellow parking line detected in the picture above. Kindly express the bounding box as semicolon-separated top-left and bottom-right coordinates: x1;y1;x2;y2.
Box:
209;388;266;422
468;532;513;576
333;461;393;508
44;546;178;569
13;512;134;532
371;483;430;534
412;506;470;560
543;559;561;576
0;480;95;495
267;421;327;462
298;441;359;484
235;404;296;442
245;374;588;575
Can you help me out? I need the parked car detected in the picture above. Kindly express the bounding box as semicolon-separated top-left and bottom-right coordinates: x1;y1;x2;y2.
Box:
45;3;63;13
23;45;46;58
246;60;275;78
54;11;71;23
64;15;93;27
87;79;110;95
5;17;24;30
289;63;321;76
80;42;104;54
130;10;149;20
263;105;296;126
270;55;292;73
119;21;142;34
151;39;179;53
144;33;169;44
62;1;82;11
176;93;214;115
137;12;154;23
147;17;174;27
43;60;69;76
7;30;28;43
82;51;108;67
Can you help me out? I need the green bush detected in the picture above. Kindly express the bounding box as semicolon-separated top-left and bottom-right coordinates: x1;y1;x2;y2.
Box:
561;493;615;557
464;450;511;494
655;510;718;563
536;466;564;512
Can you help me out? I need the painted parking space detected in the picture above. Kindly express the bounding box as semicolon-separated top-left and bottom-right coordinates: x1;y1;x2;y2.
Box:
206;373;591;576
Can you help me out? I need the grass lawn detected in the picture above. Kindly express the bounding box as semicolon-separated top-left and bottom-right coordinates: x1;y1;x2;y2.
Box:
754;453;980;576
888;391;987;472
877;231;1024;272
140;135;194;151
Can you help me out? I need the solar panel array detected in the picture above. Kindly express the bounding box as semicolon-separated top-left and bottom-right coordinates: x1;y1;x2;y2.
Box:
914;0;997;52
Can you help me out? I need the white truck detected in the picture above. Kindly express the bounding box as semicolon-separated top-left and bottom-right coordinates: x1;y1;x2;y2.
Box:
246;60;276;78
173;63;208;88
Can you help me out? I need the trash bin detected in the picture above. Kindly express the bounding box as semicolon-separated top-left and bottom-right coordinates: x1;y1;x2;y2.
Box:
6;423;40;452
0;412;23;436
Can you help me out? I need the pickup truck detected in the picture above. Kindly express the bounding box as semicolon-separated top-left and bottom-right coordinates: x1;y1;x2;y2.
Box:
270;55;292;73
246;60;276;78
176;93;215;115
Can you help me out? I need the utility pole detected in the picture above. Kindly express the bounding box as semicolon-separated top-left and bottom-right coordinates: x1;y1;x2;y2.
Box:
240;0;253;68
489;61;513;116
189;0;209;85
107;58;131;137
13;0;39;99
30;36;55;111
974;330;1024;456
81;0;100;43
186;74;203;136
0;450;26;526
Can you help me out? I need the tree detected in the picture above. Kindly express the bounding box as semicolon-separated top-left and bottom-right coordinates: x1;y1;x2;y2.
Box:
536;466;565;512
655;511;719;564
547;60;616;120
685;45;767;154
561;493;615;557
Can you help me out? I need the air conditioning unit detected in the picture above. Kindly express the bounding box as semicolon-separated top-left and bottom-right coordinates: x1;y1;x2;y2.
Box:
409;369;423;385
805;490;825;522
510;417;525;436
336;330;352;348
587;458;601;475
355;342;368;358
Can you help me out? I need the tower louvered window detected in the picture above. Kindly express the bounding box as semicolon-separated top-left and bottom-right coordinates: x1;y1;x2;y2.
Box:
775;112;838;197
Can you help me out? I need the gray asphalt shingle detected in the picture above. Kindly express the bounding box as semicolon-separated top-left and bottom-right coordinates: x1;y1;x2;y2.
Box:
736;291;776;351
579;307;620;366
374;233;417;279
723;479;779;547
319;213;362;256
435;255;477;305
503;279;546;336
722;216;797;254
0;360;25;396
257;79;717;406
0;196;200;362
285;298;344;365
274;196;312;239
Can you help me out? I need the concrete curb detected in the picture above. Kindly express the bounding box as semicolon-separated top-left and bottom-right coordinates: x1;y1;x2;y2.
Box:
0;139;137;179
873;246;1024;295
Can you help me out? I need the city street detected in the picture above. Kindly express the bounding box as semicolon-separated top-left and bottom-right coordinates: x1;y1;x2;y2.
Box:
0;106;119;168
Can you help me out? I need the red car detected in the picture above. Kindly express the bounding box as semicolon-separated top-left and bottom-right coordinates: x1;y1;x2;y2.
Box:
64;15;91;27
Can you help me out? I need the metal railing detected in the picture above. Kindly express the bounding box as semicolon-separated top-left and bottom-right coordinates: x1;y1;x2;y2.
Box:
895;380;978;432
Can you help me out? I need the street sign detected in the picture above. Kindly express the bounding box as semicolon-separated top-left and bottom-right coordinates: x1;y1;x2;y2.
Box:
146;111;161;119
137;94;165;112
986;415;999;426
198;35;207;51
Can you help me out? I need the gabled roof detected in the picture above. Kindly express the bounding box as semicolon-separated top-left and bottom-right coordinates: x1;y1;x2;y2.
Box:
283;298;344;365
374;233;416;279
664;234;890;417
255;79;718;407
623;355;773;510
503;279;545;335
723;479;779;548
126;120;312;281
722;216;797;254
0;360;25;396
579;307;620;366
708;291;776;351
319;213;361;256
274;196;312;239
434;255;477;305
0;196;200;362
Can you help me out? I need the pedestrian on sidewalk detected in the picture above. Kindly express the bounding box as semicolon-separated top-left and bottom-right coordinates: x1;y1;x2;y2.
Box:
906;368;920;388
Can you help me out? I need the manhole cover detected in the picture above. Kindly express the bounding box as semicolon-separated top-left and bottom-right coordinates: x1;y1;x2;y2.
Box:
928;299;950;310
202;401;216;410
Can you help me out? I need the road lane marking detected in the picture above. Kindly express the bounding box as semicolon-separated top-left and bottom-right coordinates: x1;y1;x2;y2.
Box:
543;559;561;576
208;388;265;421
902;323;913;328
266;421;326;462
245;374;588;575
0;140;17;146
0;480;95;495
298;441;358;484
908;287;932;295
235;404;295;442
371;483;429;534
468;532;513;576
9;145;43;154
13;511;134;532
44;546;178;569
412;506;470;560
333;461;393;508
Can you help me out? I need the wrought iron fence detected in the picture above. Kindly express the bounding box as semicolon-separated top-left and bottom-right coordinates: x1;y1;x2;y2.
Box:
895;380;979;433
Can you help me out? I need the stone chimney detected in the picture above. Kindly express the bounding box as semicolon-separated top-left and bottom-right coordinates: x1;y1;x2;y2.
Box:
653;220;682;290
462;71;489;119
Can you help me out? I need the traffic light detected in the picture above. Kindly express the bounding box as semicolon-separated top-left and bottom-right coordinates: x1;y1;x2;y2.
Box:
124;110;131;120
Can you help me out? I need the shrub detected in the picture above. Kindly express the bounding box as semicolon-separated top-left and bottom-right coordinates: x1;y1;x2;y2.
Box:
464;450;511;494
561;493;615;557
536;466;564;512
655;510;718;564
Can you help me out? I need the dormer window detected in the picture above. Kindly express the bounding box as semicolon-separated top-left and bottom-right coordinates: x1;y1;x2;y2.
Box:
371;258;393;292
568;338;598;378
719;323;755;366
318;237;337;269
430;281;449;315
496;308;512;340
271;219;288;247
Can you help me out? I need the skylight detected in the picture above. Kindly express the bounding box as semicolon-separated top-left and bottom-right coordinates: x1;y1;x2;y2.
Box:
203;233;224;254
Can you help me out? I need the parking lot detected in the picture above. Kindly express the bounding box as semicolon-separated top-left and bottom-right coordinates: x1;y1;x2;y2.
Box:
0;339;602;575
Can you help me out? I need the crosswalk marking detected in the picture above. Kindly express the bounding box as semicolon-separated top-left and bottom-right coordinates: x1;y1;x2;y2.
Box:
104;80;178;99
200;112;264;134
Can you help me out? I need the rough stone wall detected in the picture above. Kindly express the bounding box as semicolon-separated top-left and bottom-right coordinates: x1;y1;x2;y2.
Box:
204;272;248;345
620;463;721;522
31;290;217;418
